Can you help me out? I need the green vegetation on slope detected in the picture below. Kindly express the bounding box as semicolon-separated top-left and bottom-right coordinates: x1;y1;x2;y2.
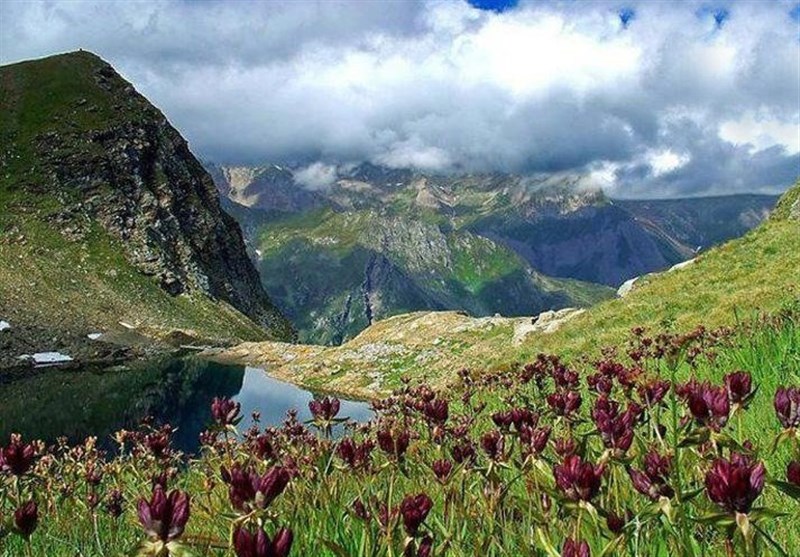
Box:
0;199;268;343
1;51;289;350
255;208;612;344
221;182;800;397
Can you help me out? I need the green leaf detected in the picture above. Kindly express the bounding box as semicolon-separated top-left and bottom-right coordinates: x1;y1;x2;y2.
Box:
322;539;352;557
770;480;800;500
694;512;736;528
535;528;560;557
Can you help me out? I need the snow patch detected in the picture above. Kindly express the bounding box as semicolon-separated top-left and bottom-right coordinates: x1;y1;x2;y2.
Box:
0;320;10;332
87;333;103;341
19;352;74;366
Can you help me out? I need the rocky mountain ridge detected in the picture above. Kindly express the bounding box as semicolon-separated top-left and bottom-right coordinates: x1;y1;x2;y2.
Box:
0;51;294;364
210;162;776;342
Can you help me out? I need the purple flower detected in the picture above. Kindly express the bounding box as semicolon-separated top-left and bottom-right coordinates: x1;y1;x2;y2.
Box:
212;397;242;427
724;371;752;404
592;397;638;454
786;461;800;487
220;464;291;511
547;391;582;418
0;434;36;476
562;538;591;557
685;382;730;431
233;526;293;557
774;386;800;429
400;493;433;536
309;397;341;422
137;485;190;542
431;459;453;484
519;425;551;456
480;430;506;462
377;429;410;461
554;455;604;502
705;452;765;514
14;500;38;540
637;379;671;406
336;438;374;470
423;399;449;425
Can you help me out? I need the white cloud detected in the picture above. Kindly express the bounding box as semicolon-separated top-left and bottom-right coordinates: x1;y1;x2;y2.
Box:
646;150;691;177
1;0;798;197
293;162;339;191
720;113;800;154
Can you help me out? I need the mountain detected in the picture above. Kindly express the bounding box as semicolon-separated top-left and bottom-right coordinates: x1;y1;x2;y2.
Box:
215;181;800;398
210;163;775;342
255;208;612;344
617;195;778;251
0;51;294;365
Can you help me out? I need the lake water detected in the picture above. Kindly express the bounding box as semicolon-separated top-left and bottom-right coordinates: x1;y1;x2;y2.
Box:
0;357;373;453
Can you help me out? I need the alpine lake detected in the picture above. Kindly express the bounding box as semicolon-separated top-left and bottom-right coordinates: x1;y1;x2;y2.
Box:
0;357;374;453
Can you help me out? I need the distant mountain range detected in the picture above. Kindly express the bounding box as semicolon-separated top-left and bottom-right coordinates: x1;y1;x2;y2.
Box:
209;163;777;343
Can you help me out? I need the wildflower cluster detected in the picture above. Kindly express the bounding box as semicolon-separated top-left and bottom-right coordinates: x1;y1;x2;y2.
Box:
1;320;799;556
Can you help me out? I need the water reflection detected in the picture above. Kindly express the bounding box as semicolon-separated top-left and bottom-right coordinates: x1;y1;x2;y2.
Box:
0;358;373;454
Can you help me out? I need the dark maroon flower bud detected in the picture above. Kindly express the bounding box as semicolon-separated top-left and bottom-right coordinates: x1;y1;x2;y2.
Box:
0;434;37;477
416;536;433;557
606;512;625;534
492;411;514;430
431;459;453;484
252;433;276;460
400;493;433;536
520;425;551;456
137;485;190;542
144;428;172;458
423;399;449;425
14;500;38;540
480;430;506;461
233;526;293;557
377;429;410;461
724;371;752;404
554;437;577;457
451;440;476;465
212;397;242;427
637;380;671;406
587;371;614;395
309;396;341;422
85;464;104;486
705;452;765;514
562;538;591;557
221;464;290;511
592;397;637;453
337;438;374;470
686;382;730;431
352;498;371;522
786;461;800;486
774;386;800;429
547;391;582;418
553;455;604;502
643;450;672;485
105;489;125;519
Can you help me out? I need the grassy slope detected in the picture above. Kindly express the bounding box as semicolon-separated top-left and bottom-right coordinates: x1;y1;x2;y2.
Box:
221;183;800;397
0;52;270;344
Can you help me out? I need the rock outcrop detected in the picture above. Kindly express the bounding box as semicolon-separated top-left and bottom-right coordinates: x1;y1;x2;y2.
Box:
0;51;294;343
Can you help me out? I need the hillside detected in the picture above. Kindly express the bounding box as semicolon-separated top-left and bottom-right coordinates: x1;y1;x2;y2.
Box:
214;181;800;398
0;51;294;364
255;208;612;344
212;163;775;342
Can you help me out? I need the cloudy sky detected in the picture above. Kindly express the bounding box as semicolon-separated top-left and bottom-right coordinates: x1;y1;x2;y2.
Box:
1;0;798;197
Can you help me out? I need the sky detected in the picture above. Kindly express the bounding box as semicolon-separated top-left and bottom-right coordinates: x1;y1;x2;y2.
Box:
1;0;798;198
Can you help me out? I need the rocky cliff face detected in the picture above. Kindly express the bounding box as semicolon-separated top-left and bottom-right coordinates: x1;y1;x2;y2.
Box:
0;51;294;342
